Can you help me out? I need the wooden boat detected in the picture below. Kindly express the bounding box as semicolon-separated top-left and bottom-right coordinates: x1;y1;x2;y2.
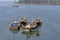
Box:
9;23;20;31
12;4;19;7
22;24;31;32
21;22;41;32
12;5;19;7
31;20;42;29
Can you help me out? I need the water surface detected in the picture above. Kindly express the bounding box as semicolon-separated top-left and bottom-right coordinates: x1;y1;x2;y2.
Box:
0;4;60;40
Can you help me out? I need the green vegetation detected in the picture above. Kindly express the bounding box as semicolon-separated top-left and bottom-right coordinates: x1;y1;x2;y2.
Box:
18;0;24;3
18;0;60;4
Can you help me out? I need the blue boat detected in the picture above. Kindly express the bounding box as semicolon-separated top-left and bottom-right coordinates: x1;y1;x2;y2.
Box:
9;23;20;31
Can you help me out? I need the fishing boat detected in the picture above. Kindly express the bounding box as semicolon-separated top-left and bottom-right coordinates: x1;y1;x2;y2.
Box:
12;1;19;7
12;4;19;7
30;19;42;29
9;22;20;31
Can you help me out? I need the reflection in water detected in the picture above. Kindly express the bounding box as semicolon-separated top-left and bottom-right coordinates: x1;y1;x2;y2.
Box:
9;25;41;40
21;26;41;40
9;28;20;40
0;5;60;40
10;30;16;33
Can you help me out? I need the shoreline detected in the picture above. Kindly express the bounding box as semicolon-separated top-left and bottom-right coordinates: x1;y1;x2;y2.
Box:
0;2;60;6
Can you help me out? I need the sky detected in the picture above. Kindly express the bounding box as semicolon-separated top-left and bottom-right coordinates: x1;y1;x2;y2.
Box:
0;0;19;2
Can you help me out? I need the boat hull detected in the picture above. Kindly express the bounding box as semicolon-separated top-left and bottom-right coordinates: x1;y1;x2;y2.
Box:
9;26;20;31
22;27;31;33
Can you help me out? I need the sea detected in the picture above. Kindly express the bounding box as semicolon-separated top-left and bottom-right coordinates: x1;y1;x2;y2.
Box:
0;3;60;40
